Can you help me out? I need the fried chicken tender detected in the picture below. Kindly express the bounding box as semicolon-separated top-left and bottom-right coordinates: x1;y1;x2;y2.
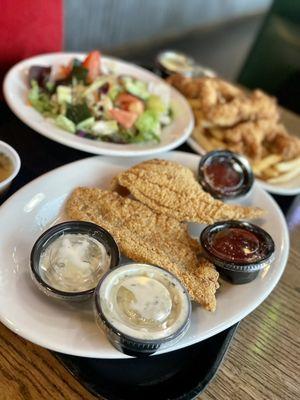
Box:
66;187;219;311
210;119;284;160
168;74;300;169
168;75;279;127
207;120;300;161
111;159;264;224
266;129;300;161
203;89;279;128
168;74;242;101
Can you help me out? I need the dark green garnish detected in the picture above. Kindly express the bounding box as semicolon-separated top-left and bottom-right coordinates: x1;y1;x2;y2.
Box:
69;59;88;83
66;102;92;124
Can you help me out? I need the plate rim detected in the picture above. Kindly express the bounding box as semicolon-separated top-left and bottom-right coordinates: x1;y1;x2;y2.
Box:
0;151;290;358
3;52;194;157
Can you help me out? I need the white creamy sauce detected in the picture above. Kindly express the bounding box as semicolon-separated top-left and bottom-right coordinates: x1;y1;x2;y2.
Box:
159;53;194;74
40;233;110;292
117;276;172;323
99;264;190;340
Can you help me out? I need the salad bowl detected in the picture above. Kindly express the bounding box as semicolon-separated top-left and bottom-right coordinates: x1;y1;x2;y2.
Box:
3;52;194;156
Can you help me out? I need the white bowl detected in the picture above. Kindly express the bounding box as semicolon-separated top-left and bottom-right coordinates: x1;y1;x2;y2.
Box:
0;141;21;194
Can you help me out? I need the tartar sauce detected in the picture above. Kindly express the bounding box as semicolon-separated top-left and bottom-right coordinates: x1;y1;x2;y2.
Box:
157;51;195;75
40;233;111;292
98;264;190;340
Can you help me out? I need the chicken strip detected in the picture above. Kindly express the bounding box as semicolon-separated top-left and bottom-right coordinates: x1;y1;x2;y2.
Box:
265;129;300;161
205;120;300;161
110;159;264;224
168;75;279;127
168;74;242;101
66;187;219;311
208;119;283;160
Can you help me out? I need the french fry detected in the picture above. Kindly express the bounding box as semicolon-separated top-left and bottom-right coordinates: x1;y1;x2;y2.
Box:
261;167;280;179
188;99;201;109
193;128;214;151
267;167;300;183
209;128;224;141
275;157;300;172
193;110;205;125
252;154;282;175
208;136;226;149
253;169;262;177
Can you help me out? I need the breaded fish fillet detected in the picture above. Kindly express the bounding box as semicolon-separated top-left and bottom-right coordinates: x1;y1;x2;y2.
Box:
66;187;219;311
110;159;264;224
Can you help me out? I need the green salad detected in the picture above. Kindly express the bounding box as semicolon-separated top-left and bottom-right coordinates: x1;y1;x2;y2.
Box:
28;51;172;144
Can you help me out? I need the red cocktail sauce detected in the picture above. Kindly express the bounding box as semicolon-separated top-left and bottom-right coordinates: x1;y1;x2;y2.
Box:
204;158;243;193
209;228;260;264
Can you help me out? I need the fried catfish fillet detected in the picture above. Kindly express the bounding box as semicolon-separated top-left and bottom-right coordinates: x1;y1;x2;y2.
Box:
66;187;219;311
110;159;264;224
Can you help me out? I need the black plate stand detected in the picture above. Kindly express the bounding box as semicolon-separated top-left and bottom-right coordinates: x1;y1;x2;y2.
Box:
54;323;238;400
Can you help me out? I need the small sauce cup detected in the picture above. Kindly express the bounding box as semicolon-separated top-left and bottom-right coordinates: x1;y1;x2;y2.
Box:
198;150;254;199
155;50;215;78
30;221;120;300
155;50;195;77
0;141;21;195
94;263;191;357
200;220;275;284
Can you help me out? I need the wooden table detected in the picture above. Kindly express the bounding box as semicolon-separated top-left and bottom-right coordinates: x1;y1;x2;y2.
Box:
0;104;299;400
202;197;300;400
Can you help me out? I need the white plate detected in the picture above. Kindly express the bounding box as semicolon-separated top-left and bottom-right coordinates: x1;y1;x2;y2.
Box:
3;52;194;157
187;108;300;196
0;151;289;358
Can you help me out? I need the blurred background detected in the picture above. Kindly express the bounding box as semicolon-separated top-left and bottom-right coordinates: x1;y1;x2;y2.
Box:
1;0;299;111
65;0;271;80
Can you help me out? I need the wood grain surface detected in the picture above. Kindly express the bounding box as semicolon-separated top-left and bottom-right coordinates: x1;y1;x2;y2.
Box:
0;197;299;400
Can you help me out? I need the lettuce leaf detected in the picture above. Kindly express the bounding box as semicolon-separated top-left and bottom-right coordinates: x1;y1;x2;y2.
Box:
146;95;167;115
135;110;161;141
122;77;150;100
66;102;92;124
28;80;58;116
56;115;76;133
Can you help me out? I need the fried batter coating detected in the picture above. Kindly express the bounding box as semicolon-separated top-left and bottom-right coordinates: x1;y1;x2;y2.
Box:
168;74;242;101
207;120;300;161
111;159;264;223
203;89;279;127
266;129;300;161
66;187;219;311
168;75;279;127
168;74;300;164
211;120;282;160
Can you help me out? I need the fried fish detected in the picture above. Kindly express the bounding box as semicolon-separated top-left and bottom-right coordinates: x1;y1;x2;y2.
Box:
110;159;264;224
66;187;219;311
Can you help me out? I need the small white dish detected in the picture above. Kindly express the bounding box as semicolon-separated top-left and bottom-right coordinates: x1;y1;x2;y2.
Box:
3;52;194;157
0;141;21;194
0;151;289;359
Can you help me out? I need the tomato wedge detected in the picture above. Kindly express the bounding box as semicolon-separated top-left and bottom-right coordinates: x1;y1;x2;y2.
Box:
82;50;101;83
57;61;73;80
109;108;138;129
116;93;144;115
